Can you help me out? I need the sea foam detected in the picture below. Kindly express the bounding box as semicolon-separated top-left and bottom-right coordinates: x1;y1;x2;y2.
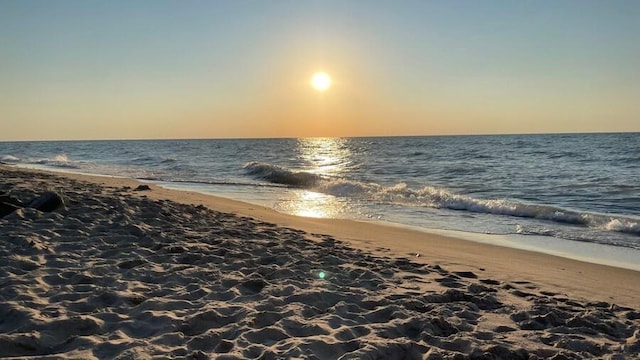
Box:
1;155;20;162
244;162;640;237
34;154;81;169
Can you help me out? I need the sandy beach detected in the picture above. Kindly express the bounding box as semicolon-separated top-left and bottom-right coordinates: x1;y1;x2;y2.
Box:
1;165;639;359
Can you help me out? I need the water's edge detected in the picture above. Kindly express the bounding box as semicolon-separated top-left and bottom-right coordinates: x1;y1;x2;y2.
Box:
153;173;640;272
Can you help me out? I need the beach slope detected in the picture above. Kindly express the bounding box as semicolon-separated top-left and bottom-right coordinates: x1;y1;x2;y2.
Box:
1;166;639;359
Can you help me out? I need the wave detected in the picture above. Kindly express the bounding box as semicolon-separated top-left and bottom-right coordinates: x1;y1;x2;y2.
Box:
605;218;640;235
131;156;156;164
6;153;97;171
32;154;82;169
370;183;592;225
243;161;640;237
243;162;324;187
379;184;640;236
1;155;20;162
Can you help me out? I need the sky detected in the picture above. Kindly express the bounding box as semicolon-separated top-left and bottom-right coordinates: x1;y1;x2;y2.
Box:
1;0;639;140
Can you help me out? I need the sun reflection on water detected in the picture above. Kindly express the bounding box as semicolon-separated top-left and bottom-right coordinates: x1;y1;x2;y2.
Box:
296;137;352;176
288;190;340;218
278;138;354;218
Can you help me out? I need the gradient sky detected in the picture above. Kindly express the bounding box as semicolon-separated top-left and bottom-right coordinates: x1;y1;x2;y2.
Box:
1;1;639;140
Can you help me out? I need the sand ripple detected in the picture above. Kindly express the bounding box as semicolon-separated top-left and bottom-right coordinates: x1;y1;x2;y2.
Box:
1;167;639;359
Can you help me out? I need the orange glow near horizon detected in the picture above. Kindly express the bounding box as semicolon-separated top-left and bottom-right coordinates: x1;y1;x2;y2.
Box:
2;2;639;141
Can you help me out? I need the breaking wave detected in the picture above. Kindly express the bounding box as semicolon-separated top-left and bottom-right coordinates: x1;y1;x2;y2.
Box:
243;162;324;187
33;154;82;169
1;155;20;162
244;162;640;237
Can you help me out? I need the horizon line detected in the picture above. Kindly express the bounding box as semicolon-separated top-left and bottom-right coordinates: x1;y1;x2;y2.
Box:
1;130;639;143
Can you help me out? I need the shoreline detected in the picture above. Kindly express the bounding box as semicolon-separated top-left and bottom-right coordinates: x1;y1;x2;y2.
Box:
14;163;640;272
4;165;639;308
156;178;640;273
376;221;640;272
1;164;639;358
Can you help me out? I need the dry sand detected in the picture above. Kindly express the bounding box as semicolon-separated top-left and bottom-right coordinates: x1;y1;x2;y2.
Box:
1;165;639;359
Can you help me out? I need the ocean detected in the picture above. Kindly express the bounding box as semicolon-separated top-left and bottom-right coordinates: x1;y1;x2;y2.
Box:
2;133;639;269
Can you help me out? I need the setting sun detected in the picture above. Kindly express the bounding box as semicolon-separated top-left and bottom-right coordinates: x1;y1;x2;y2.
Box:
310;72;332;91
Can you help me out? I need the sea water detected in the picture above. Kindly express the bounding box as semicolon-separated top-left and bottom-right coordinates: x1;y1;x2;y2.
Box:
2;134;639;269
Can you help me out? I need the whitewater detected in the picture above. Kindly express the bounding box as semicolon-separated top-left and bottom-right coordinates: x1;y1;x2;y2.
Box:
1;134;639;268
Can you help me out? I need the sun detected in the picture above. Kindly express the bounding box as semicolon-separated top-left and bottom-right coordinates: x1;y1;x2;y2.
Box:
310;72;332;91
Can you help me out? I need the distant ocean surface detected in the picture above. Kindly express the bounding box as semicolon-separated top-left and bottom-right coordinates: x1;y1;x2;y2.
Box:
2;134;639;268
